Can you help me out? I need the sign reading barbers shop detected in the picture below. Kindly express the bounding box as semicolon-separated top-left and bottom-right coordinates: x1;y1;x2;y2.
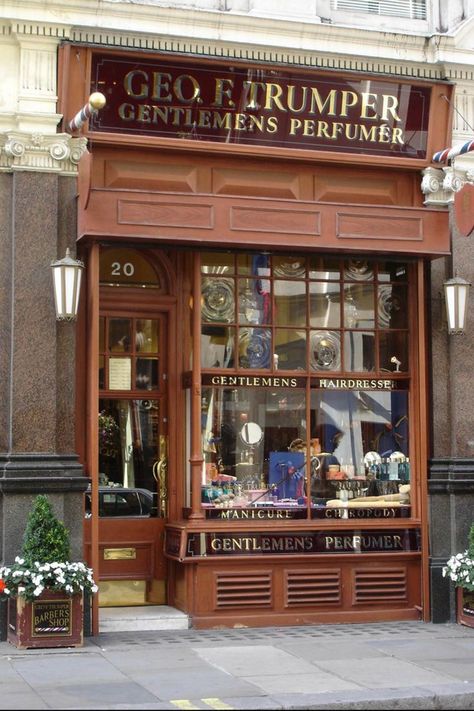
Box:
32;599;72;637
184;529;420;557
91;54;430;158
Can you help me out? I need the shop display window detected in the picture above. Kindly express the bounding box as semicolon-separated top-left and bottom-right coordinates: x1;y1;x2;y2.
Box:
199;251;413;519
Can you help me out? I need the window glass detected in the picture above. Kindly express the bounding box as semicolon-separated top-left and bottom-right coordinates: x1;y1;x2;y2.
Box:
201;252;234;275
201;277;235;323
310;330;341;372
109;318;132;352
238;279;271;325
136;319;159;352
274;280;307;327
98;398;159;517
344;284;375;329
136;358;159;390
309;282;341;328
273;255;306;278
344;331;375;372
198;252;414;520
310;387;410;517
379;331;409;373
201;387;307;510
100;248;160;288
308;256;341;280
378;285;408;329
275;329;306;371
378;261;409;283
201;326;235;369
238;328;272;369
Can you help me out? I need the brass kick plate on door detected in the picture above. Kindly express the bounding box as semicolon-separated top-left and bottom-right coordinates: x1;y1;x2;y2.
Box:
104;547;137;560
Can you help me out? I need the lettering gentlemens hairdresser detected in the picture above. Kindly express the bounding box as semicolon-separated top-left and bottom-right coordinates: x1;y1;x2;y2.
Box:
92;57;429;155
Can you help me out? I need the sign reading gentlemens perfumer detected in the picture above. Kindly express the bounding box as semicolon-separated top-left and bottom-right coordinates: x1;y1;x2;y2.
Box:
184;529;420;557
91;55;430;158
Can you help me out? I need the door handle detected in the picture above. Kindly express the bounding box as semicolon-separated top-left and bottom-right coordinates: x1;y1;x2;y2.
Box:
153;458;168;517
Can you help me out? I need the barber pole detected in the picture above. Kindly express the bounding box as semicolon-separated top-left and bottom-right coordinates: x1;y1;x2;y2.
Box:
68;92;106;132
432;139;474;163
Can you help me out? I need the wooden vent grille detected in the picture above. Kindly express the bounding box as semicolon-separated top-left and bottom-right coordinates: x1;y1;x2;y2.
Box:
215;571;272;609
354;567;408;604
286;569;341;607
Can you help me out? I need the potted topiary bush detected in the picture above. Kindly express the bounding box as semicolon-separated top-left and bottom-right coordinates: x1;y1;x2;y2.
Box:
0;494;97;648
442;521;474;628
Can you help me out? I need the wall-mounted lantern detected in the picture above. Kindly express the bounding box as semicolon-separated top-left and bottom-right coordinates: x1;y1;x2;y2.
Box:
51;249;84;321
444;276;470;335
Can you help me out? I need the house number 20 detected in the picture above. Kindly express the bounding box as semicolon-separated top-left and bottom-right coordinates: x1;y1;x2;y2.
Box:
111;261;135;277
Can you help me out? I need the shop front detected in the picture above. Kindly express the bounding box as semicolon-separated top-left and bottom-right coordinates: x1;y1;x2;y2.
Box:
60;45;452;628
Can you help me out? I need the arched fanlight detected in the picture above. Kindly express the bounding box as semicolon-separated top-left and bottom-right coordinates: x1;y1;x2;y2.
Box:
444;276;470;335
51;249;84;321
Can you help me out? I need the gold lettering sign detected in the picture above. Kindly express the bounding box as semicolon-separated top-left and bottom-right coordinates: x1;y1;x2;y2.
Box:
91;55;432;160
104;547;137;560
317;378;394;389
185;529;419;556
32;600;72;637
203;374;305;388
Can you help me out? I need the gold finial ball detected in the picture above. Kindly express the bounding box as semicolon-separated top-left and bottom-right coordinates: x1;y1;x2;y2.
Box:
89;92;106;110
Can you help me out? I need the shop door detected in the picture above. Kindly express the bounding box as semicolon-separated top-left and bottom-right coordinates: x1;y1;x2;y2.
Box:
94;312;169;607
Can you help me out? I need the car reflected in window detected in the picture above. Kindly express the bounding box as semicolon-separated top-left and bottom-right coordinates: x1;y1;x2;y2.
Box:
85;487;156;517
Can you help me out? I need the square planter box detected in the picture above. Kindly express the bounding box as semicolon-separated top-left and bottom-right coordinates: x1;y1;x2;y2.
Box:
7;590;84;649
457;586;474;629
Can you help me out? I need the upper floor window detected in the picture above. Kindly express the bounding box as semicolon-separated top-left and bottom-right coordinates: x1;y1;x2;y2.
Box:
331;0;427;20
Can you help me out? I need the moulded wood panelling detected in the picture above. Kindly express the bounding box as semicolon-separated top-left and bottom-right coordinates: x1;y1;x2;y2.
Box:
186;556;422;627
79;189;449;255
314;170;415;206
117;199;215;230
230;205;321;235
104;160;199;193
98;542;154;580
336;212;422;241
212;167;301;199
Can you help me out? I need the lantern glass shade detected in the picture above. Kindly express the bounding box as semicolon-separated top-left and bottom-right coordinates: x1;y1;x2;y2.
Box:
51;249;84;321
444;276;470;334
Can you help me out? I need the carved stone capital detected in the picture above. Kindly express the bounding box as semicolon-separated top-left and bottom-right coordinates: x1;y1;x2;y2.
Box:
442;167;465;194
0;132;87;174
421;166;453;207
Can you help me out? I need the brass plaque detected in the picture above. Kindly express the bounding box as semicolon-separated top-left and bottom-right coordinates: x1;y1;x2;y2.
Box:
104;547;136;560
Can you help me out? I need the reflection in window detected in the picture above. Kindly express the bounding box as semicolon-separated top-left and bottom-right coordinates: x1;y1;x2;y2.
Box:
310;388;410;513
201;387;306;508
200;384;410;515
200;252;409;376
201;326;234;368
98;399;159;516
198;252;413;519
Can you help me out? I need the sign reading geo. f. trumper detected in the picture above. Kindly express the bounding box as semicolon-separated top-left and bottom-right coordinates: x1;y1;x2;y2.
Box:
91;54;430;158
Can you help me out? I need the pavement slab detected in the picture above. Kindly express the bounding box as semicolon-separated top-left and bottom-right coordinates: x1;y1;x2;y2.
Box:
313;655;460;688
0;621;474;710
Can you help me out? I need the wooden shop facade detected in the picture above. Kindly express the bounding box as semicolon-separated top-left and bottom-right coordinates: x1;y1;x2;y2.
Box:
60;44;452;628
